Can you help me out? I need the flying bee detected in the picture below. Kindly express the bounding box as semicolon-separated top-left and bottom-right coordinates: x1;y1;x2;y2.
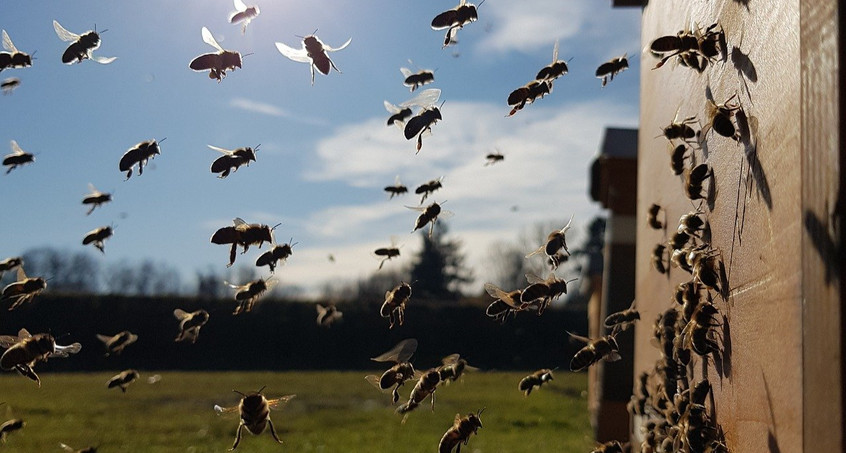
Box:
226;277;278;315
0;329;81;387
484;282;524;323
521;272;578;315
107;369;139;393
431;0;482;48
661;110;699;144
519;369;554;396
0;256;22;281
173;308;210;343
384;101;413;129
229;0;260;34
366;338;418;404
438;409;484;453
381;281;412;329
415;177;443;204
507;79;551;116
596;53;628;87
400;64;435;92
670;143;689;175
408;201;451;237
651;243;670;275
315;303;342;327
526;214;574;269
276;33;351;85
374;239;402;270
53;21;116;65
396;368;441;421
82;225;113;254
484;150;504;166
405;103;443;153
211;218;278;267
605;300;640;332
96;330;137;357
3;140;34;174
703;93;742;140
1;30;32;71
82;183;112;215
684;163;712;201
0;419;23;443
647;203;665;230
385;88;441;132
681;302;720;356
536;40;569;82
119;138;163;180
190;27;242;82
209;144;258;178
215;387;296;451
255;237;296;273
384;175;409;199
437;354;476;383
1;267;46;310
568;331;621;372
1;77;20;94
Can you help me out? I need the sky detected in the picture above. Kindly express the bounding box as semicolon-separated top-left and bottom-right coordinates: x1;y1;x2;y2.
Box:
0;0;641;298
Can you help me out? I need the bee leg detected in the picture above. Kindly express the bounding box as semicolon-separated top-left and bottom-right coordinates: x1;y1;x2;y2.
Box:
267;419;284;444
430;391;436;412
309;63;315;86
392;388;400;404
228;422;245;451
228;244;237;267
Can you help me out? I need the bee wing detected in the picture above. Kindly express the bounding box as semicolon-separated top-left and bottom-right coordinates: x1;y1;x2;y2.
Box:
437;209;455;220
10;140;23;155
2;30;18;53
224;280;245;290
383;100;402;114
96;334;112;344
441;353;460;365
214;404;240;416
552;40;559;63
233;0;248;12
51;342;82;358
16;266;28;281
59;443;75;452
267;394;296;410
174;308;190;320
265;278;279;291
53;20;80;42
323;37;351;52
405;205;428;212
399;67;414;78
604;351;622;362
86;183;101;195
201;27;224;52
365;374;391;392
91;55;117;64
0;335;20;348
566;331;591;345
208;145;235;156
372;338;418;363
15;328;31;339
525;272;546;285
560;213;575;234
400;88;441;108
525;244;546;259
232;217;247;226
275;41;311;63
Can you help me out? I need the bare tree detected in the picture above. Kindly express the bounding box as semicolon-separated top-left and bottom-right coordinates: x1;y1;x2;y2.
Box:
21;247;100;293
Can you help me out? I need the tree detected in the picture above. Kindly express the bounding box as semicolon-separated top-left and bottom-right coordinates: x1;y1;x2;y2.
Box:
21;247;100;293
409;222;473;301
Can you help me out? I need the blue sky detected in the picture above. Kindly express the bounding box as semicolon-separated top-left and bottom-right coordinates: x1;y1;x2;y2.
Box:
0;1;641;297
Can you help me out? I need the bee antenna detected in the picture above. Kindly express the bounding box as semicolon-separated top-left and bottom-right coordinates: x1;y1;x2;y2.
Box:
242;52;255;58
271;223;282;231
257;385;267;394
232;389;247;397
158;137;168;144
254;143;261;152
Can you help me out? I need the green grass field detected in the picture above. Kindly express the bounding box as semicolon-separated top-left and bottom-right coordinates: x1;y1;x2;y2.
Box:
0;371;593;452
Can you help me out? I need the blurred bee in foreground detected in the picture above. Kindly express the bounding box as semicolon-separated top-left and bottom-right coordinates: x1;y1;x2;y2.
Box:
1;267;46;310
226;277;277;315
415;177;443;204
384;176;409;199
520;272;577;315
366;338;418;404
82;225;113;254
568;331;621;372
315;303;343;327
438;409;483;453
0;419;24;443
0;328;82;387
96;330;138;357
119;139;163;180
519;369;554;396
3;140;34;174
595;54;628;87
255;238;296;273
211;218;278;267
437;354;476;383
381;281;412;329
275;33;351;85
604;300;640;332
400;64;435;92
484;283;525;324
173;308;210;343
396;368;441;422
53;20;116;65
1;30;32;71
229;0;260;34
408;201;451;238
209;144;258;178
190;27;241;82
60;442;98;453
215;387;296;451
82;184;112;215
107;369;139;393
0;256;22;281
526;214;574;269
1;77;20;95
431;0;482;47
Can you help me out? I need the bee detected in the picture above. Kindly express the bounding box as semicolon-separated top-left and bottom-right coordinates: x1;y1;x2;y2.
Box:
82;225;113;254
0;329;82;387
53;21;116;65
0;256;22;280
681;302;720;356
536;40;569;82
315;303;342;327
519;369;554;396
1;30;32;71
226;277;278;315
214;387;296;451
437;354;475;383
381;281;412;329
396;368;441;421
190;27;242;82
255;238;296;273
484;151;504;166
526;214;574;269
209;144;258;178
670;143;689;175
678;210;707;237
507;79;551;116
647;203;665;230
107;369;139;393
661;110;699;144
1;266;46;310
119;139;163;180
0;419;24;443
173;308;210;343
211;218;278;267
431;0;482;48
405;103;443;153
96;331;137;357
384;101;413;129
690;249;724;294
275;33;351;85
684;163;712;201
229;0;260;34
591;440;626;453
400;65;435;92
703;93;741;140
374;239;402;270
484;282;524;323
1;77;20;94
384;175;409;199
669;230;692;251
3;140;34;174
651;243;670;274
408;201;450;237
415;177;443;204
568;331;621;372
60;443;98;453
82;183;112;215
366;338;418;404
605;300;640;332
520;272;578;315
438;409;484;453
595;54;628;87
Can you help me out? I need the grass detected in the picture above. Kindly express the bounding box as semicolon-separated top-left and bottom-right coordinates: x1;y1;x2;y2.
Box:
0;371;593;452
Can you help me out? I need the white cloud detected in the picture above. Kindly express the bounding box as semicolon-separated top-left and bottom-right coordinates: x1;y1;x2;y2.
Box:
228;97;329;126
